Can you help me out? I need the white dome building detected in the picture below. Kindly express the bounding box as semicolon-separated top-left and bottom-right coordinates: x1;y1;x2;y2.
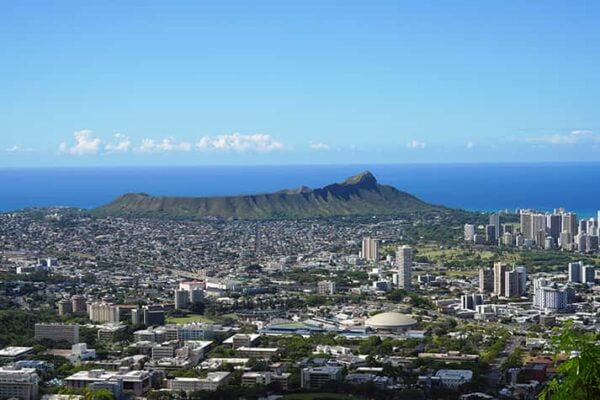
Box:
365;312;417;333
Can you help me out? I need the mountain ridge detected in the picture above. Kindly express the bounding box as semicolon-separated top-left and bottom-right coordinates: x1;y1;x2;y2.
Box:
95;171;458;219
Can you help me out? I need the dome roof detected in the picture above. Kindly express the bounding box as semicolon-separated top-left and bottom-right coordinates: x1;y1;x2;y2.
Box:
365;312;417;328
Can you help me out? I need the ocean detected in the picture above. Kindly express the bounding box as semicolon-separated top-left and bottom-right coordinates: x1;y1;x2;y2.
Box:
0;163;598;217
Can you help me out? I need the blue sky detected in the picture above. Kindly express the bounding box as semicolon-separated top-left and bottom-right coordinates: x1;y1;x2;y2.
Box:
2;0;600;166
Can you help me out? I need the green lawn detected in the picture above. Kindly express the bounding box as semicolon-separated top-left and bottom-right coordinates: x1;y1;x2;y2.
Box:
166;314;214;324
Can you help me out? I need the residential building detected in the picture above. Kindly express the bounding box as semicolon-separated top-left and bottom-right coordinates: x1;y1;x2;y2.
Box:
464;224;475;242
396;245;412;290
361;238;380;261
493;263;508;297
478;268;494;293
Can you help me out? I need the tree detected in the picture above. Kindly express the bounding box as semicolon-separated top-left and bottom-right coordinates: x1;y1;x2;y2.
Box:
539;322;600;400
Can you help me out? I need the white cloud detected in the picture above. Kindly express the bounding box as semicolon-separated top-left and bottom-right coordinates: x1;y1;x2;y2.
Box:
309;142;330;151
196;133;284;153
522;130;599;145
5;145;34;153
135;137;192;153
406;139;426;149
59;130;102;155
105;133;131;153
466;141;475;149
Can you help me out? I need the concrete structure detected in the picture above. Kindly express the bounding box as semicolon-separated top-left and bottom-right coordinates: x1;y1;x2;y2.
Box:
460;294;483;311
493;262;508;297
0;347;33;364
301;366;343;389
167;372;231;392
87;302;120;323
174;290;190;310
395;245;413;290
533;278;569;310
489;213;501;237
0;366;39;400
58;300;73;316
236;347;280;359
361;238;380;261
71;295;87;315
64;369;151;396
241;372;291;390
582;265;595;284
464;224;475;242
34;324;79;344
317;281;336;295
478;268;494;293
568;261;583;283
365;312;417;333
435;369;473;388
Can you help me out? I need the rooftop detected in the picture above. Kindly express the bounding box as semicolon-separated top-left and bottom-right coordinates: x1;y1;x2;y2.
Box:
0;347;33;356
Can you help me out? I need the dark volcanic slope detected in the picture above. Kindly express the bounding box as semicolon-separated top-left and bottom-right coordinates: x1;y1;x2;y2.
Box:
95;171;450;219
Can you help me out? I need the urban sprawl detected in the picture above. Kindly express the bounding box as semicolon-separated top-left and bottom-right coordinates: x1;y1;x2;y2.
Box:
0;208;599;400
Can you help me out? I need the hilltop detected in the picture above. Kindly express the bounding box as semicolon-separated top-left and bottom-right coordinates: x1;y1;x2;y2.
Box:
95;171;461;220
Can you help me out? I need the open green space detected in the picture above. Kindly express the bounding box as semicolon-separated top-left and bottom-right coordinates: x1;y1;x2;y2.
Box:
165;314;214;324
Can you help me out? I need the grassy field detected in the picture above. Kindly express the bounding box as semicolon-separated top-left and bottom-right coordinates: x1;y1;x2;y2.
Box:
166;314;214;324
283;394;359;400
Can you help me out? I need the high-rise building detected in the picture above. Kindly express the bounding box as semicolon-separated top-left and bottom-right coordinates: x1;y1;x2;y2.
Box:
460;294;483;310
71;295;87;314
493;262;508;297
587;235;599;252
485;225;497;243
531;214;547;244
520;213;532;240
547;214;562;241
579;219;588;234
559;231;573;250
489;213;501;236
87;302;120;323
478;268;494;293
361;238;380;261
464;224;475;242
562;212;578;236
576;232;587;253
533;280;568;310
515;266;527;294
568;261;583;283
501;232;514;246
58;299;73;316
174;290;190;310
504;270;520;298
395;245;413;290
582;265;595;284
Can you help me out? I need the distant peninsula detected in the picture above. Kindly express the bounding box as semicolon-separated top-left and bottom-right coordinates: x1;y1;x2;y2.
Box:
94;171;463;220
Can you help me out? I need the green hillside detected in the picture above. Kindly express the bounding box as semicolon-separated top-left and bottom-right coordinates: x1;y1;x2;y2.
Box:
94;171;464;220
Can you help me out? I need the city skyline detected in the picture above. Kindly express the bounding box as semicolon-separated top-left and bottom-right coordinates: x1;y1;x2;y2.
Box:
3;1;600;166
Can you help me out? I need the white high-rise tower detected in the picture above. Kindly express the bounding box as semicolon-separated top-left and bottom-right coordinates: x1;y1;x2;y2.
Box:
395;245;413;290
